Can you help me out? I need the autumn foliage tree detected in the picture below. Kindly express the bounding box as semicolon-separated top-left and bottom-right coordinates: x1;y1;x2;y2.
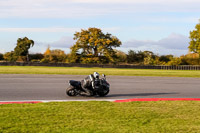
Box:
188;21;200;56
41;46;67;63
69;28;122;64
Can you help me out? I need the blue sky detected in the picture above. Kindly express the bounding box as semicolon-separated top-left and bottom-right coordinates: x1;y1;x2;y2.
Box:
0;0;200;56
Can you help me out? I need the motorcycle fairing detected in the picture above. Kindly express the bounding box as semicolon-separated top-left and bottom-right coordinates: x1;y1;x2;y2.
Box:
69;80;81;88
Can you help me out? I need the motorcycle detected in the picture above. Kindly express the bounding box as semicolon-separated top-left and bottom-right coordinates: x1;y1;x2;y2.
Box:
66;74;110;97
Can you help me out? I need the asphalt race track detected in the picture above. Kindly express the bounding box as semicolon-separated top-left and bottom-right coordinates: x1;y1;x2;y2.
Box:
0;74;200;101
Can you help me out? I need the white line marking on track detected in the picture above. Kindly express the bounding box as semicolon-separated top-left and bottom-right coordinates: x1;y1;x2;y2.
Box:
0;99;118;104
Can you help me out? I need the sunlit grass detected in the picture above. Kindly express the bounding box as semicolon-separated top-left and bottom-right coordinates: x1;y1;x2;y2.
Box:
1;101;200;132
0;66;200;77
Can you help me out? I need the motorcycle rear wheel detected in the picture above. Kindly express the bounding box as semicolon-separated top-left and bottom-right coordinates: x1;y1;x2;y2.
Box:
66;86;78;96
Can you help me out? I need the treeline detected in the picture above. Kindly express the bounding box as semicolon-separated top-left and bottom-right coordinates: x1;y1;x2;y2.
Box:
1;48;200;65
1;23;200;66
122;50;200;65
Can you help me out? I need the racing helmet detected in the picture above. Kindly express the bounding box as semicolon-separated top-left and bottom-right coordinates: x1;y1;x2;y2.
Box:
93;72;100;79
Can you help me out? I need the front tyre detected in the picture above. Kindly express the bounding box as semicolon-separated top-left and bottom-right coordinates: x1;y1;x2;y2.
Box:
66;86;78;96
97;88;109;97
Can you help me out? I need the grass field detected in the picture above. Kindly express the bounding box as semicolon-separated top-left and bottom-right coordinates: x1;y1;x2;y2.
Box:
1;101;200;132
1;66;200;132
0;66;200;77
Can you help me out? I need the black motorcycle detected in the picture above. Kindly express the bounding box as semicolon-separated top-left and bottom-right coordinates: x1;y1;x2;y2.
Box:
66;74;110;97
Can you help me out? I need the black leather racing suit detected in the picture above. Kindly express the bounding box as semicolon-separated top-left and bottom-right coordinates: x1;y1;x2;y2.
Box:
81;74;95;96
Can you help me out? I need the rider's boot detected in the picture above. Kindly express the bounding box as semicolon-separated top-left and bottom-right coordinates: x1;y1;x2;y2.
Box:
80;90;93;97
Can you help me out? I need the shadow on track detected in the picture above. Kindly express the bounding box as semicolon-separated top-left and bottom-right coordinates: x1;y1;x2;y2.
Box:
106;92;179;98
66;92;179;99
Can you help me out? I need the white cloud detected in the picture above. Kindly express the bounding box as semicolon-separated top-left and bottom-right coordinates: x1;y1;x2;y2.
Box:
69;0;200;4
0;0;117;18
50;36;75;48
123;40;156;48
157;33;189;50
118;46;188;56
0;28;79;33
0;48;5;54
0;0;200;18
30;33;190;56
139;17;199;23
122;33;189;56
30;39;72;54
123;33;189;49
0;27;120;33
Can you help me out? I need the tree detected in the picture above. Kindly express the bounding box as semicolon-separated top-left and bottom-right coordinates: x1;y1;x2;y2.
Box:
0;53;3;60
3;51;17;62
167;57;182;66
44;46;51;56
50;49;67;62
127;50;137;63
14;37;34;62
41;47;67;63
143;51;154;57
159;55;173;63
143;55;154;65
188;20;200;55
70;28;121;63
115;50;127;63
126;50;145;64
180;53;200;65
143;51;156;65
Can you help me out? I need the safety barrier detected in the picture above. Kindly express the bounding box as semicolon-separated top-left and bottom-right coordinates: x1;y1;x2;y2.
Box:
0;62;200;70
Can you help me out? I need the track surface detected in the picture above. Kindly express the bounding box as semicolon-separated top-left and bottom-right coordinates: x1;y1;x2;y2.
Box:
0;74;200;101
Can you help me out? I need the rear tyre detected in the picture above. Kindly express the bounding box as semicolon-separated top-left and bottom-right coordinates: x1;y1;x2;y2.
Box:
66;86;78;96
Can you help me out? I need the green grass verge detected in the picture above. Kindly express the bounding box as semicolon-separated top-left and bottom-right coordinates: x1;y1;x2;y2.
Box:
0;66;200;77
1;101;200;132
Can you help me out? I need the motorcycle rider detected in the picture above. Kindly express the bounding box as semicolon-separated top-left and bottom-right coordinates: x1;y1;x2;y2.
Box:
80;72;100;96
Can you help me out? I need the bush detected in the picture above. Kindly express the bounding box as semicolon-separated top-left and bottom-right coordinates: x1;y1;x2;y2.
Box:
16;56;26;62
115;50;127;63
167;57;182;65
3;52;17;62
29;54;44;61
31;59;41;63
180;53;200;65
127;50;145;64
80;56;107;64
40;58;50;63
0;53;3;60
143;55;154;65
159;55;173;63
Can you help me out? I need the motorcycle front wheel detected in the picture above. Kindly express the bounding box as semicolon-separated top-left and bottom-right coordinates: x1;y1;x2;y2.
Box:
96;89;109;97
66;86;78;96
